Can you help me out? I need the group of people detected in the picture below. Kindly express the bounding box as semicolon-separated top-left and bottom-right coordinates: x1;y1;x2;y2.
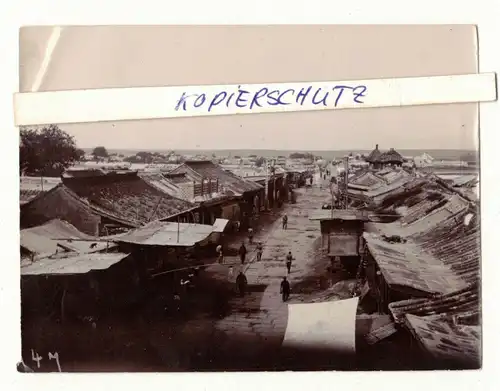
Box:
235;272;291;302
234;250;294;302
222;213;295;302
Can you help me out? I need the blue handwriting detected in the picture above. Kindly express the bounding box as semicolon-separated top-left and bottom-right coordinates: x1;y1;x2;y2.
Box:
174;84;367;112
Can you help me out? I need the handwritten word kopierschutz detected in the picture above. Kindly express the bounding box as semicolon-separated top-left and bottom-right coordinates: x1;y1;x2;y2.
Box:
174;83;367;113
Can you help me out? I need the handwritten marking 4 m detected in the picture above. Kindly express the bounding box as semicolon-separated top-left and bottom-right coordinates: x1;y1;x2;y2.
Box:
31;349;62;372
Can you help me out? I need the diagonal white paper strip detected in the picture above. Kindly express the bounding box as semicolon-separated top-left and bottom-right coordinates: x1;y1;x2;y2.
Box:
14;73;497;126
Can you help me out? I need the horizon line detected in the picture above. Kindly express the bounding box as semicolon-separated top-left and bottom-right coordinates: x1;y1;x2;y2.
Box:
80;147;478;152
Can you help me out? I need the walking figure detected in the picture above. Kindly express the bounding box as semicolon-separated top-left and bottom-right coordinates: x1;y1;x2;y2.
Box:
282;214;288;230
248;227;254;244
239;242;247;264
286;251;293;274
256;242;263;262
280;277;291;302
216;243;223;264
236;272;248;297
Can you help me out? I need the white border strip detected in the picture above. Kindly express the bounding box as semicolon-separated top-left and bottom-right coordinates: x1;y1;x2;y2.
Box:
14;73;497;126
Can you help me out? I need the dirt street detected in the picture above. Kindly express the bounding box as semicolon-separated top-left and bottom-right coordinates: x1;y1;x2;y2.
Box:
146;180;337;371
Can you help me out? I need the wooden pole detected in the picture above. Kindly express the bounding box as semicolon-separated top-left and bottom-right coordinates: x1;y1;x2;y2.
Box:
264;159;269;210
177;215;180;243
344;156;349;209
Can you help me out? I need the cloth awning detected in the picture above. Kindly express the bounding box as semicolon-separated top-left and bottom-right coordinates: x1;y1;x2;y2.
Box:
283;297;359;355
115;220;215;247
21;252;130;276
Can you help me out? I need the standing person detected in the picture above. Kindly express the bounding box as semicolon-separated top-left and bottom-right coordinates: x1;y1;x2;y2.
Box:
228;265;234;281
280;277;291;302
256;242;263;262
282;214;288;230
216;243;223;264
236;272;248;297
239;242;247;264
234;220;240;233
285;251;293;274
248;227;254;244
173;292;182;313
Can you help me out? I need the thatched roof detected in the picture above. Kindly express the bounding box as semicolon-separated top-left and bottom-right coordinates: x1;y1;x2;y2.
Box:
365;144;382;163
379;148;404;163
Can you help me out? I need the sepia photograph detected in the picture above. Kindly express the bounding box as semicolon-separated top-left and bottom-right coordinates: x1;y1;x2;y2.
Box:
18;25;480;372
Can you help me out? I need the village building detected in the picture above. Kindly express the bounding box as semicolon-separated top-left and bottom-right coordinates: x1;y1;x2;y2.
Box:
308;162;480;368
20;218;139;332
112;218;228;276
21;184;103;236
365;144;383;169
309;209;370;275
20;249;147;367
413;152;434;167
21;171;198;237
378;148;405;168
364;144;405;169
227;165;289;207
168;160;265;229
388;283;480;369
139;171;239;229
21;219;116;262
60;171;197;233
362;190;476;302
355;178;479;367
20;216;228;334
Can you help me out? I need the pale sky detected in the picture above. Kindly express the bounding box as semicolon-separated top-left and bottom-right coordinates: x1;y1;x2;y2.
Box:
19;25;478;150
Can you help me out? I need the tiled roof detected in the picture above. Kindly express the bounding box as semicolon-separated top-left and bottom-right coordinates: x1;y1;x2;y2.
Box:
382;169;410;184
404;314;481;368
388;283;480;368
62;172;196;226
20;184;102;236
20;176;62;204
20;189;44;205
399;195;448;226
413;209;480;286
451;175;478;188
363;232;466;295
365;178;479;296
349;171;386;189
399;194;470;237
389;284;480;325
62;168;106;178
170;161;262;196
365;176;421;202
139;172;192;201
